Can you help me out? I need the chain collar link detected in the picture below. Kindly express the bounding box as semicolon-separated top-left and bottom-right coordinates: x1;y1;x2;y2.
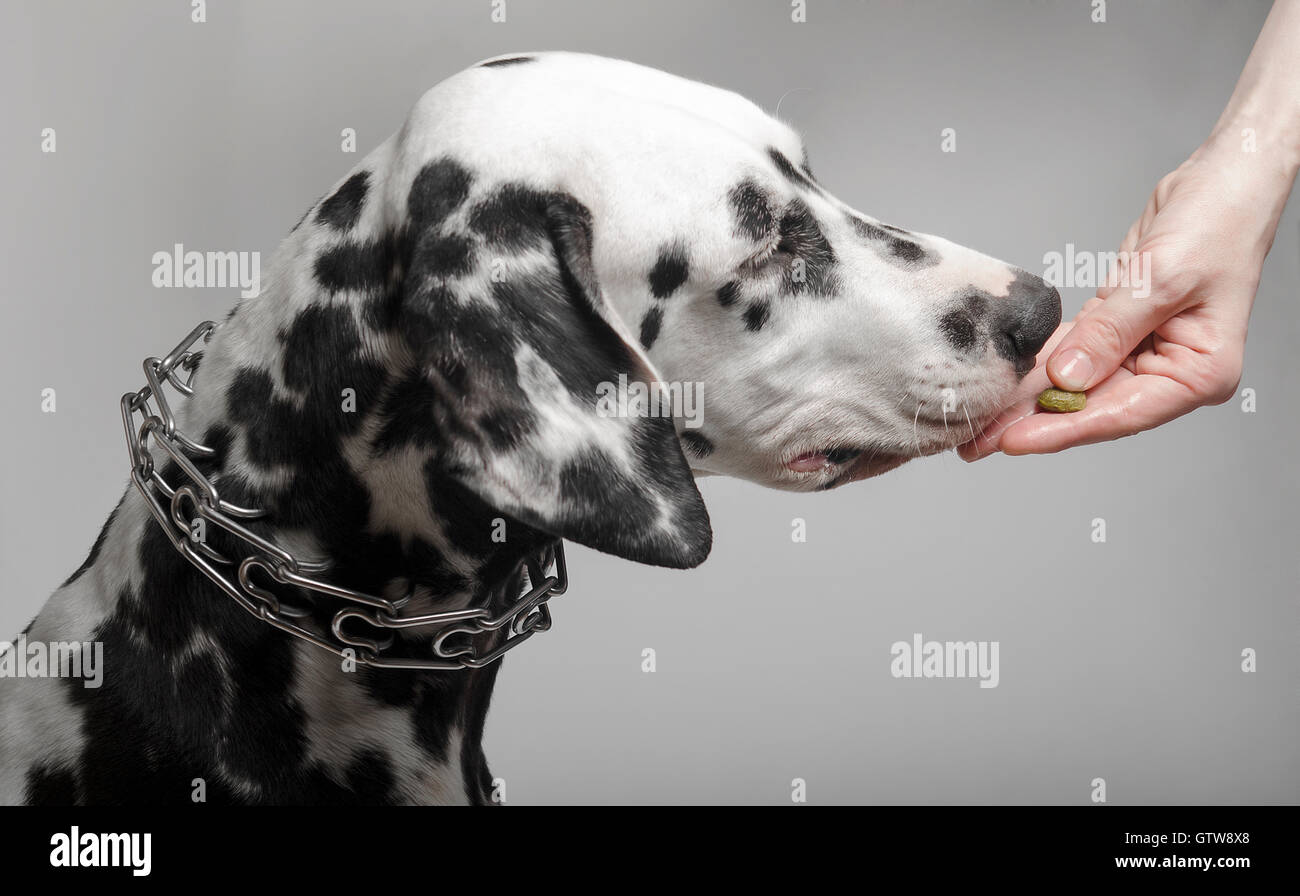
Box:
120;320;567;671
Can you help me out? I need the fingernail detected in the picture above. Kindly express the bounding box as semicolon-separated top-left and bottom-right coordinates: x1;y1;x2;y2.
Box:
1054;350;1093;391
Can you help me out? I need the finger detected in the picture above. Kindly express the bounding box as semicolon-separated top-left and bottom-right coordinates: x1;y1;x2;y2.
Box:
1045;284;1179;392
1096;219;1142;301
996;374;1200;455
957;395;1039;461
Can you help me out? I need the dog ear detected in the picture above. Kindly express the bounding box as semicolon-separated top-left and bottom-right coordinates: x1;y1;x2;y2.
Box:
394;169;712;569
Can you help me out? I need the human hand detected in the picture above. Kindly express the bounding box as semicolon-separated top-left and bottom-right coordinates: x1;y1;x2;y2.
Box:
959;144;1285;460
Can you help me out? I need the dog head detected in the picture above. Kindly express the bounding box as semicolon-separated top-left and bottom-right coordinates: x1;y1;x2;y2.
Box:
244;53;1059;571
447;54;1060;488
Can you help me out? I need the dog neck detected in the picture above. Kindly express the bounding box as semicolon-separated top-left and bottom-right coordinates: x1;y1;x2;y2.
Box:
78;311;556;805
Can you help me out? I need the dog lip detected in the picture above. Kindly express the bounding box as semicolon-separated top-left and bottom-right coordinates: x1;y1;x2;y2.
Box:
914;405;999;438
786;448;855;473
822;446;864;465
840;450;910;482
786;445;879;475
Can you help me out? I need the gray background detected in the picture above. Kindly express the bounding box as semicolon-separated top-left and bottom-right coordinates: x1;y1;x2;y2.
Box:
3;0;1296;804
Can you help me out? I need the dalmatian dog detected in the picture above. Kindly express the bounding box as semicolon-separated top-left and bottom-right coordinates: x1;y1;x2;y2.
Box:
0;52;1059;805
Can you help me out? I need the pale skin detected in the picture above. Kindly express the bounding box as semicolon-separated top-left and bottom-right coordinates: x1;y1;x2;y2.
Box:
960;0;1300;460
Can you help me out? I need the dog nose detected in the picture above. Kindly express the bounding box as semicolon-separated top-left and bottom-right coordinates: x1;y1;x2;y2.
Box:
994;273;1062;372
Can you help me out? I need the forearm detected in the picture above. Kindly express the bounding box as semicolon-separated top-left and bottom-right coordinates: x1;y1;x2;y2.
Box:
1198;0;1300;248
1210;0;1300;161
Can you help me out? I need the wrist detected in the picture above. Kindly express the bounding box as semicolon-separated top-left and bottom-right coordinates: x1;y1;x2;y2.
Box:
1189;132;1297;259
1205;0;1300;185
1203;110;1300;184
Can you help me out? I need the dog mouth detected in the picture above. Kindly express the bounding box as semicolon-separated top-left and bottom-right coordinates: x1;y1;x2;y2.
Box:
784;445;910;482
785;446;869;472
780;381;1017;487
785;407;1003;485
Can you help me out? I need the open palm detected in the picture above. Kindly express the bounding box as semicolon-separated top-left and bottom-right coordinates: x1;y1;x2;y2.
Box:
960;150;1265;459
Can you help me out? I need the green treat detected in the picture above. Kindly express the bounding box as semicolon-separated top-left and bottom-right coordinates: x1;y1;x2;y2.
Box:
1037;388;1087;413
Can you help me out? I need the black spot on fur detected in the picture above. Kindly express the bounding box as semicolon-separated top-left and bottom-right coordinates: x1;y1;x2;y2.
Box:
412;232;474;279
478;408;534;452
316;171;370;231
25;765;78;805
471;265;645;401
940;309;978;352
851;219;888;242
345;749;396;802
680;430;714;458
280;305;363;392
364;282;405;333
373;372;440;453
358;667;420;707
769;147;819;192
639;306;664;349
275;307;387;445
408;158;473;229
314;236;396;294
891;240;927;263
648;246;689;298
558;448;660;539
851;216;936;268
414;681;459;762
424;461;514;560
777;200;838;295
729;179;775;242
469;184;554;250
480;56;535;67
397;283;456;352
743;302;771;331
717;281;741;307
964;292;989;319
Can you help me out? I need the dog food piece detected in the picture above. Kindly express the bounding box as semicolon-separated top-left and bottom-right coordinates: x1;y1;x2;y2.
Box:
1037;388;1087;413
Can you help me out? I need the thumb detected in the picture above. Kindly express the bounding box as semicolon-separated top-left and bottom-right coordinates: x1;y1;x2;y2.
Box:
1046;285;1173;391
